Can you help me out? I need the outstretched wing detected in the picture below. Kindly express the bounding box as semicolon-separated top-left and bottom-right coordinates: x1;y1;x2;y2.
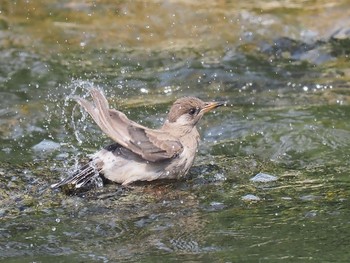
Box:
75;88;183;162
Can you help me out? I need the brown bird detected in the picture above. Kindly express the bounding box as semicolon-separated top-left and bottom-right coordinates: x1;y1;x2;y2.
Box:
51;88;224;189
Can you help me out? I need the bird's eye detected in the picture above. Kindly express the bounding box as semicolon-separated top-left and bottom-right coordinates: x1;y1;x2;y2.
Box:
189;108;197;115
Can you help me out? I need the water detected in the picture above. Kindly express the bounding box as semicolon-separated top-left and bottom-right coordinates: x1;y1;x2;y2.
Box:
1;0;350;262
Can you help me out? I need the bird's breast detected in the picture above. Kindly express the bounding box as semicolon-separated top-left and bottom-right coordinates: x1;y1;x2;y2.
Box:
170;131;200;177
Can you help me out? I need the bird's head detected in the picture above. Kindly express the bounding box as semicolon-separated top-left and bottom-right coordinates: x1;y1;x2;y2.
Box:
166;97;224;128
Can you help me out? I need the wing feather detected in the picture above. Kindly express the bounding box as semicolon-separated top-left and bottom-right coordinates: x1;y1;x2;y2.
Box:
75;88;183;162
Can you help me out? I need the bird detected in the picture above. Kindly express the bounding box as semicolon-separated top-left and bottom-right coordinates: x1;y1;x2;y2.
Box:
51;88;224;189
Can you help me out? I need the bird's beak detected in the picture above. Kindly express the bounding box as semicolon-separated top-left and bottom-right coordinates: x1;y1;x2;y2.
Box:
201;101;225;114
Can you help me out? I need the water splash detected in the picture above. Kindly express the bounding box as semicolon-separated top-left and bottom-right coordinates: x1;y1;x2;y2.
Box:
44;79;105;172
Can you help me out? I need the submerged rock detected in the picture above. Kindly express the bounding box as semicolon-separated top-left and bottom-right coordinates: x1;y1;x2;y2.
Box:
32;139;60;153
250;172;278;183
241;194;261;201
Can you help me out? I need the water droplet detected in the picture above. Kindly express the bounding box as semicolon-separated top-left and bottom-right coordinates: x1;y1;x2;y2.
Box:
164;86;172;94
140;88;149;94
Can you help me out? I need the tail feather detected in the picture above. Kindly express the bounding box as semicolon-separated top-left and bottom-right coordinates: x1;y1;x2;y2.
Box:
51;162;101;189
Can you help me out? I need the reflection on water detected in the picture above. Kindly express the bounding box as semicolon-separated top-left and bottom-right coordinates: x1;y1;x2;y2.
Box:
1;0;350;262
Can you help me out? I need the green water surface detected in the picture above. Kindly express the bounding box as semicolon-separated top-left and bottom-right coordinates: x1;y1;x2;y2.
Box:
0;1;350;262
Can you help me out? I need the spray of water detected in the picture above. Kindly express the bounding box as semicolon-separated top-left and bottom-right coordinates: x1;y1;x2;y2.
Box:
44;79;104;183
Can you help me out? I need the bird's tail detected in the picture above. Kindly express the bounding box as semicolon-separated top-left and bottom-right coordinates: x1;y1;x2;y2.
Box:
51;161;102;189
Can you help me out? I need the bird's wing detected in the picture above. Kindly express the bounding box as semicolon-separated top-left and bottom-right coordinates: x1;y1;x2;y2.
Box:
75;88;183;162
